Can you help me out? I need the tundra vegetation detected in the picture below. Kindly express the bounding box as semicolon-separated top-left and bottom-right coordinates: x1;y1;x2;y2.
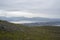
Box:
0;20;60;40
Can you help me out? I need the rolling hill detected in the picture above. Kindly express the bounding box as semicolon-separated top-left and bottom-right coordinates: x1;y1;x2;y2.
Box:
0;20;60;40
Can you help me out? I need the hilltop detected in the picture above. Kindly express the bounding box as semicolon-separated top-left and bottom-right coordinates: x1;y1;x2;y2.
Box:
0;20;24;32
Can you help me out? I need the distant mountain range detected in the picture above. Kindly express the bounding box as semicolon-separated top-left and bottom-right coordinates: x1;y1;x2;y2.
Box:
0;16;60;26
0;16;51;21
0;16;60;21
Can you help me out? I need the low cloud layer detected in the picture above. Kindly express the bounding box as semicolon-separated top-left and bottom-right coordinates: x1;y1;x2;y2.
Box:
0;11;48;18
0;10;60;18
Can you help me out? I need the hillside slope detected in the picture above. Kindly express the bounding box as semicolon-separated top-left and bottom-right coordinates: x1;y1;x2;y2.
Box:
0;20;60;40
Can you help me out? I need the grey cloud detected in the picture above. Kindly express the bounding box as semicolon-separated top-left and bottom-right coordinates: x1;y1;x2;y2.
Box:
0;0;53;10
0;0;60;18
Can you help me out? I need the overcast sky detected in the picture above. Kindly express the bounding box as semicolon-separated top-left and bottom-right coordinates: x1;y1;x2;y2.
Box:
0;0;60;18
